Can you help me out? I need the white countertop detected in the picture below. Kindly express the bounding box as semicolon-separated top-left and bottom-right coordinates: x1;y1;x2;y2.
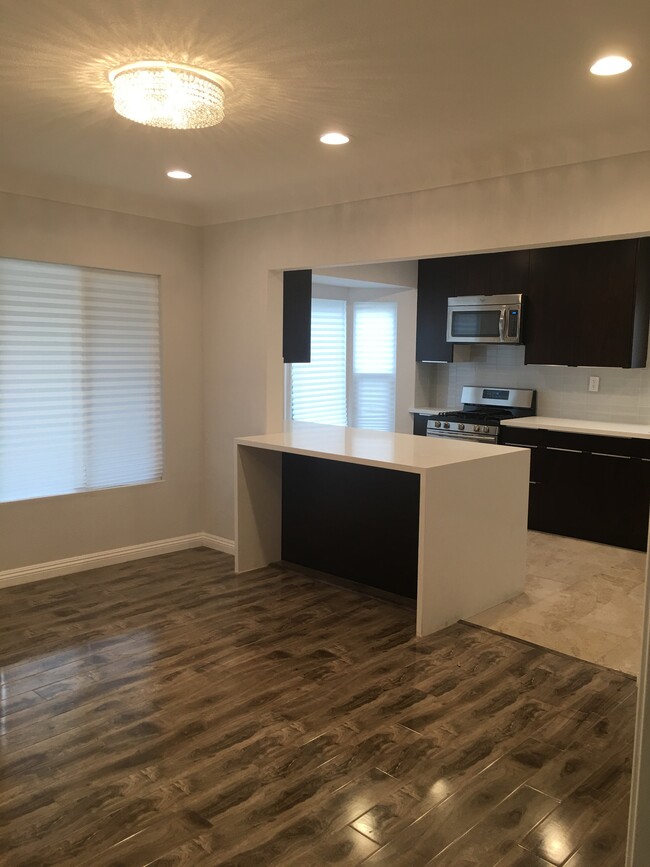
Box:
409;406;460;415
236;421;524;473
502;416;650;439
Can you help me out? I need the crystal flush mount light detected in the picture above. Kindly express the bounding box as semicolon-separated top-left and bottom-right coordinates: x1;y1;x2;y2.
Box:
108;61;229;129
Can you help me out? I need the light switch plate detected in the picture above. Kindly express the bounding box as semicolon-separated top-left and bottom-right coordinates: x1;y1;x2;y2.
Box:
589;376;600;393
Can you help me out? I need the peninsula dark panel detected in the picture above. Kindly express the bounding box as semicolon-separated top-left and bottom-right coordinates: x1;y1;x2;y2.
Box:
281;453;420;598
282;268;312;362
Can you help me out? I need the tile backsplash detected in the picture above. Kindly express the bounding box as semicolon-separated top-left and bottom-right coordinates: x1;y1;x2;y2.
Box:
426;343;650;423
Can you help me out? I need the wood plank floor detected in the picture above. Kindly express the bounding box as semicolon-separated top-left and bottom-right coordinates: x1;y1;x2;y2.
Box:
0;548;637;866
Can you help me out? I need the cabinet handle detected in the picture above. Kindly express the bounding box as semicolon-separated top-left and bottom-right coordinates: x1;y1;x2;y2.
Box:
591;452;632;460
547;447;583;454
504;443;537;448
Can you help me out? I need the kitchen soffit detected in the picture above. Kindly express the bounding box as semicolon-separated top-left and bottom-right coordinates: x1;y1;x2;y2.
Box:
0;0;648;226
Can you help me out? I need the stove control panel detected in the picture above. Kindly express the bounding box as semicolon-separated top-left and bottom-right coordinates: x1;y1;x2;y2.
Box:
426;419;499;442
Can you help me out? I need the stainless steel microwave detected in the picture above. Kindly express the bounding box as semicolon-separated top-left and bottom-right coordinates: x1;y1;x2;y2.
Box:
446;294;523;344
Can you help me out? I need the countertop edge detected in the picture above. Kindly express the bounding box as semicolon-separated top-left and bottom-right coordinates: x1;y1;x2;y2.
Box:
501;417;650;440
235;435;527;472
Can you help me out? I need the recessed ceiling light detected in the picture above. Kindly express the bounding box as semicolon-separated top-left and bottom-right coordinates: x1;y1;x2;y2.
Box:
320;132;350;145
167;170;192;179
590;55;632;76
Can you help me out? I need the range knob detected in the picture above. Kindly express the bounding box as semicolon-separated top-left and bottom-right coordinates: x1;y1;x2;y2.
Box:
434;420;442;428
473;425;480;432
458;423;465;431
482;425;489;433
443;422;450;429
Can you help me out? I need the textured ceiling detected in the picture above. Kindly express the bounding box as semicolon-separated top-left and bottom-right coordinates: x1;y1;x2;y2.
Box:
0;0;648;225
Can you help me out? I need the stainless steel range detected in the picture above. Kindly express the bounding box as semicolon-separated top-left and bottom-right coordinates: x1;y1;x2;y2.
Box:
426;386;536;444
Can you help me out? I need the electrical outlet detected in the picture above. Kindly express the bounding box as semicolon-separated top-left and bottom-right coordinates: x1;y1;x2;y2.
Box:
589;376;600;393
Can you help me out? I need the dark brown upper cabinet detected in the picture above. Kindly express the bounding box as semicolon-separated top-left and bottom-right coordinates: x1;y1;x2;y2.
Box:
416;250;529;362
283;268;312;363
524;238;650;368
416;239;649;368
416;257;456;362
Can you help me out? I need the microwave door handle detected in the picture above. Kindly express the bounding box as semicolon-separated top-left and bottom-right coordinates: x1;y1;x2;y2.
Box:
498;308;506;342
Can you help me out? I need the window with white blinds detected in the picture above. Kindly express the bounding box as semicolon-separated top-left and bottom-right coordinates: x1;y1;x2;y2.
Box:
0;258;162;504
288;297;397;431
290;298;347;425
350;302;397;431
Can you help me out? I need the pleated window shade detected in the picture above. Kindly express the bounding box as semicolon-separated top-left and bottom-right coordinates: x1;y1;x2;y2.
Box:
0;258;162;504
290;298;348;426
350;302;397;431
288;298;397;431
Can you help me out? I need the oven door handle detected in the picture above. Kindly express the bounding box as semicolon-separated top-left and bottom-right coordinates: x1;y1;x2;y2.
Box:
426;431;496;444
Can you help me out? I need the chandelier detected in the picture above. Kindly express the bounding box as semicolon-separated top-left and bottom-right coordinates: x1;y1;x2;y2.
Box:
108;61;228;129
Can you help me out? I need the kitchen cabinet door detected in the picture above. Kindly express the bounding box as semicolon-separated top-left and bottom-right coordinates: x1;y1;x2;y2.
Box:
584;452;649;551
500;427;650;550
454;249;530;298
416;257;456;362
525;239;648;368
500;428;546;531
538;446;649;551
538;446;599;541
525;245;579;366
283;268;312;363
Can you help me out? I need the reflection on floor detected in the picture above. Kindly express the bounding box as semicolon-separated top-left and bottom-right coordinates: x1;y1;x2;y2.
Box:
467;531;647;676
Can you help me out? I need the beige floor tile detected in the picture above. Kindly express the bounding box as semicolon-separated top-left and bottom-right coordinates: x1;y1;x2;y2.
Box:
467;531;647;676
466;598;530;630
597;636;643;678
522;574;568;600
576;597;644;640
629;582;647;603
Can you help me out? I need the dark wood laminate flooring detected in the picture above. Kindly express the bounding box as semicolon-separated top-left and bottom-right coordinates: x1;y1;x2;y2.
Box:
0;548;636;866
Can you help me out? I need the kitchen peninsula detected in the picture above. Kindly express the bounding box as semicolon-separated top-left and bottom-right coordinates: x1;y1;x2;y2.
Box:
235;423;530;637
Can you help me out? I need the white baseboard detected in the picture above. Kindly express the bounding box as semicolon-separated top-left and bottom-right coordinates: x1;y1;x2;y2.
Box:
0;532;236;590
200;533;235;556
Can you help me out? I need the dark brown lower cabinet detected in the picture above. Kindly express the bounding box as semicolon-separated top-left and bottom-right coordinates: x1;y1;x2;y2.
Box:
412;413;431;436
499;427;650;551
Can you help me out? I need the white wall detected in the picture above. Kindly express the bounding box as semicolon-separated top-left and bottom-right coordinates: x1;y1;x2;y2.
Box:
0;192;203;570
314;260;418;288
426;341;650;422
202;150;650;540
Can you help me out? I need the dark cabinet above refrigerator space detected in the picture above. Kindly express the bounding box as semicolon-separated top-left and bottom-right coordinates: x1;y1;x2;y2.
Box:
416;237;650;368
